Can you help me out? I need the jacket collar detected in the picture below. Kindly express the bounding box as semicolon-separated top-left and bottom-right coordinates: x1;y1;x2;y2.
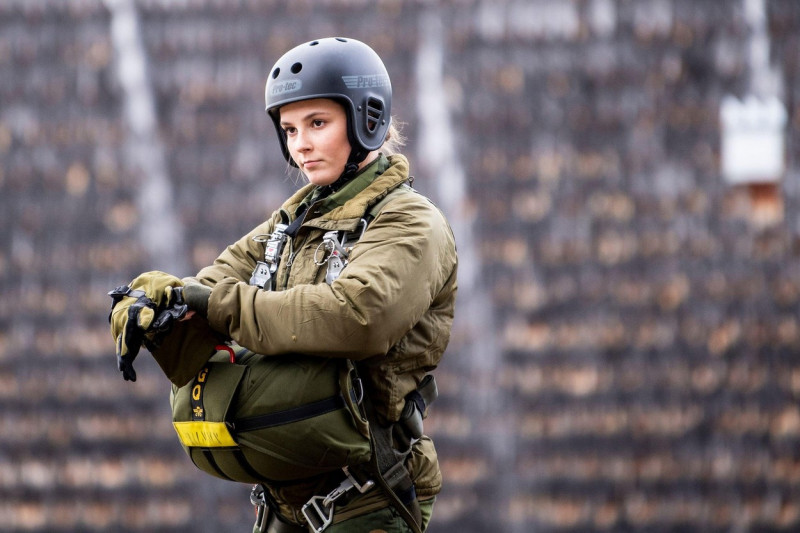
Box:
280;154;410;231
314;154;390;214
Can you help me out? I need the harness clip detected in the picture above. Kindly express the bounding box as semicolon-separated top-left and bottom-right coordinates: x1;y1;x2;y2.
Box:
250;484;270;533
301;467;374;532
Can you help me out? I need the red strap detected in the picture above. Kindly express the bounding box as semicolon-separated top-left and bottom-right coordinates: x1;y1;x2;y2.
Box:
215;344;236;363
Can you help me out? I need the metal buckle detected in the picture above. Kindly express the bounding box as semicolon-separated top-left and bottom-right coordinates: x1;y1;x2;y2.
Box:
301;468;375;532
251;484;270;533
301;495;334;533
352;377;364;405
341;466;375;496
251;483;265;506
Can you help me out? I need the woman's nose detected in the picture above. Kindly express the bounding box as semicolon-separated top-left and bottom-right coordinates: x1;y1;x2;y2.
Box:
294;129;311;151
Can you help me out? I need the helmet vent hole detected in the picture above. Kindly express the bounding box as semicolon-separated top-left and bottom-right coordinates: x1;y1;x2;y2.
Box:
365;97;384;133
271;68;280;79
309;41;319;46
335;37;347;43
291;62;302;74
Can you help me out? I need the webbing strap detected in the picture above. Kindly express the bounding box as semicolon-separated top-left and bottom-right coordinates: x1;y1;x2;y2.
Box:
193;449;275;485
284;203;309;239
191;366;210;421
197;450;233;481
356;380;423;533
233;449;273;484
283;212;305;239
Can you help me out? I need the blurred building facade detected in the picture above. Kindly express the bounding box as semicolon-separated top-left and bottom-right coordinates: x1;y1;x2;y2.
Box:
1;0;800;531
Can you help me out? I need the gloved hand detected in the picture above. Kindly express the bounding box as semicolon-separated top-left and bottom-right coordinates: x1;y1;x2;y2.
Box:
149;286;191;333
108;271;186;381
128;270;184;308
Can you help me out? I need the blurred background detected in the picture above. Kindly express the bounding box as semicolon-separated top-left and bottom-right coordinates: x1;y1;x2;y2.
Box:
1;0;799;531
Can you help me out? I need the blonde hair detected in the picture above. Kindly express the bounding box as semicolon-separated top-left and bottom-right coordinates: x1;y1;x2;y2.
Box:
381;118;406;155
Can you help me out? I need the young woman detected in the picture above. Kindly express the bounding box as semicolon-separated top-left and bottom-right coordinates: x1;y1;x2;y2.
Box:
110;37;457;532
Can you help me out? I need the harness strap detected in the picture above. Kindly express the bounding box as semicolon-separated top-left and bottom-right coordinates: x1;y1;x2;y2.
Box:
283;206;306;239
355;376;423;533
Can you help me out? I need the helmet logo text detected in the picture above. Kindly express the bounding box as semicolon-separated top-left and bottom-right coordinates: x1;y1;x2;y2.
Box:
271;79;303;96
342;74;390;89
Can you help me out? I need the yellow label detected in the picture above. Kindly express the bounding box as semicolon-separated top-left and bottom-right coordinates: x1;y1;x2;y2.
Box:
173;421;237;447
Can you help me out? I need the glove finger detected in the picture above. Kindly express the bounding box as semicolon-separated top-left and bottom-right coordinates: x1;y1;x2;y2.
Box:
165;286;177;308
137;305;156;331
146;307;185;350
116;338;137;381
118;359;137;381
114;332;128;359
108;285;131;323
130;271;183;307
123;361;137;381
150;312;173;335
151;304;188;332
109;296;135;342
116;335;131;365
123;305;145;357
171;286;185;305
119;323;142;361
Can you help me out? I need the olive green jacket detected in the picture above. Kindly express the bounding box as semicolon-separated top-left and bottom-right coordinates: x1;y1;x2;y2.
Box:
188;154;457;519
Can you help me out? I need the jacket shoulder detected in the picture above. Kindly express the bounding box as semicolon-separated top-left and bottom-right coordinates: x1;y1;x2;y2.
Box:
370;184;449;227
366;183;415;221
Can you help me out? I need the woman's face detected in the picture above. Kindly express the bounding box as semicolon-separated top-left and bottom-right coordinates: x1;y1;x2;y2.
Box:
279;98;352;187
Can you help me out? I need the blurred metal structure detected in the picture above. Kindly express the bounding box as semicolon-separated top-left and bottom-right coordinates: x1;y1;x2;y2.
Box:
720;0;786;186
105;0;188;274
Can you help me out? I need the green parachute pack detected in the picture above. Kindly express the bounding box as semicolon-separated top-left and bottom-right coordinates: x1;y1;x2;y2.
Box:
170;344;372;482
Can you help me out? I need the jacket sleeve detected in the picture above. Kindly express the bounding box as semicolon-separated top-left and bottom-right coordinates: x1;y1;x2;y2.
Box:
206;194;457;360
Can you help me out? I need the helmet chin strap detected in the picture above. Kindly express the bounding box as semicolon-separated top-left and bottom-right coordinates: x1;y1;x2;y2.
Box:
318;146;367;197
343;159;360;178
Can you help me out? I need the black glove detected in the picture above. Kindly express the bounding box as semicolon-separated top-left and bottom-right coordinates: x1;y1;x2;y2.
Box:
108;284;190;382
109;287;158;382
148;286;190;337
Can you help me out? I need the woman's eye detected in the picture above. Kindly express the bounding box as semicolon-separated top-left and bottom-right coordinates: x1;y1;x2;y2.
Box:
312;119;325;127
283;127;296;135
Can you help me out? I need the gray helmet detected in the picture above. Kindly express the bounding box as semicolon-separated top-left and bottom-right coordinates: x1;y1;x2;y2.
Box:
265;37;392;170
